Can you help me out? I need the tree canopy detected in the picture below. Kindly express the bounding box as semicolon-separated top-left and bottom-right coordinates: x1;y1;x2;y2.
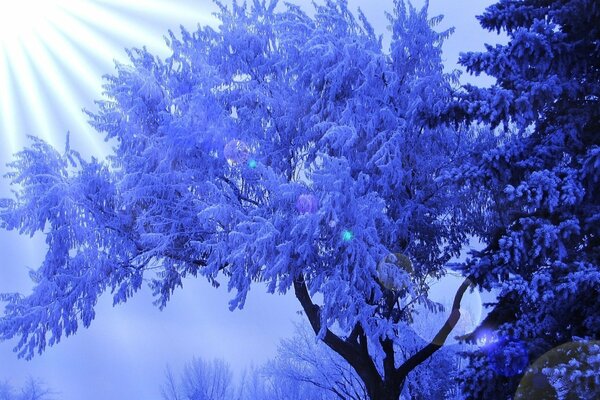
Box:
0;1;477;399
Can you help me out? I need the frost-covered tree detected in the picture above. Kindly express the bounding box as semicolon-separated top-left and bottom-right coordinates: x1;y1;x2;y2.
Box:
448;0;600;398
238;364;337;400
0;379;55;400
264;322;368;400
161;358;234;400
0;1;476;399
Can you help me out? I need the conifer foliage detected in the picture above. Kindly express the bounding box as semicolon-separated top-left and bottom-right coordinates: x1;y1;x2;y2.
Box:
452;0;600;398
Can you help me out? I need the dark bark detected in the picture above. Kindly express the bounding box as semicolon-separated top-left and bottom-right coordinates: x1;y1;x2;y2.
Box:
397;276;473;377
293;275;473;400
293;278;382;396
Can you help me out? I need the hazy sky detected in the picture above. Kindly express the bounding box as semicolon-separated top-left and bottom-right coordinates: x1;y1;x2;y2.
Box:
0;1;500;398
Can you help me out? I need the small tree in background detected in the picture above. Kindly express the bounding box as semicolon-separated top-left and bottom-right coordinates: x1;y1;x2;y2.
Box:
0;1;478;398
161;354;336;400
0;379;55;400
264;322;368;400
161;358;234;400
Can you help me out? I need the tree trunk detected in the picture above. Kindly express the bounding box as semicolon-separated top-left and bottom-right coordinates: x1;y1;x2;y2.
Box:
364;379;404;400
293;275;473;400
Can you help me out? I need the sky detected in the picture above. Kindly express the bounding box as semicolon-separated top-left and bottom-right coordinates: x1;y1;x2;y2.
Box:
0;1;500;398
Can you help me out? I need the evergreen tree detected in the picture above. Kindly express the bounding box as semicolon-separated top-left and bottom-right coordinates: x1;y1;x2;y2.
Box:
451;0;600;398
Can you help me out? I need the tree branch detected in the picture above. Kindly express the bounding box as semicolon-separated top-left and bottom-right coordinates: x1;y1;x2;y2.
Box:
293;277;356;360
293;276;382;392
397;275;474;377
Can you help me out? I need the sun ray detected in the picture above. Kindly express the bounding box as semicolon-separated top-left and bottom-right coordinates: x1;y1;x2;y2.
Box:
4;38;60;146
38;26;110;98
0;0;219;161
97;0;219;31
60;1;170;54
0;50;19;158
47;11;129;74
23;34;107;155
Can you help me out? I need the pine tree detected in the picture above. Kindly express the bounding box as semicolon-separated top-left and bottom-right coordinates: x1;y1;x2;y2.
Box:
451;0;600;398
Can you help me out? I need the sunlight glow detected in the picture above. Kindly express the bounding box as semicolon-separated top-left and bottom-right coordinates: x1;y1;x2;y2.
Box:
0;0;216;162
0;1;63;44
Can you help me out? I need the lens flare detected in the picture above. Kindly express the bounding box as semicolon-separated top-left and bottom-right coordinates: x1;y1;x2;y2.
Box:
515;340;600;399
295;193;319;214
341;229;353;242
247;159;258;169
224;139;251;165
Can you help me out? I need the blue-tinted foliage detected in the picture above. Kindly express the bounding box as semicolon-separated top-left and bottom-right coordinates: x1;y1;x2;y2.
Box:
450;0;600;398
1;2;474;398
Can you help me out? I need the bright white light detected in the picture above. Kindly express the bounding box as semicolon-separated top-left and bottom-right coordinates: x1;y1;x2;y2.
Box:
0;0;216;162
476;329;498;347
0;0;63;44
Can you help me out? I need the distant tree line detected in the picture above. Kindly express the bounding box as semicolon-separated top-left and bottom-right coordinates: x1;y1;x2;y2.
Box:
0;379;55;400
161;320;466;400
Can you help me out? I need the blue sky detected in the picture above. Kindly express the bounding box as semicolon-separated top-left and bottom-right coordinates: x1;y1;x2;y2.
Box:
0;1;499;398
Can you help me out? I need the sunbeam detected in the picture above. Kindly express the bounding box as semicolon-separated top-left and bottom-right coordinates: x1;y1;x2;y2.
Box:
0;0;217;162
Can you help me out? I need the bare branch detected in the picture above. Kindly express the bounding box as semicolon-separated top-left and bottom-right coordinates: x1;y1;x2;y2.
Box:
397;275;474;378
